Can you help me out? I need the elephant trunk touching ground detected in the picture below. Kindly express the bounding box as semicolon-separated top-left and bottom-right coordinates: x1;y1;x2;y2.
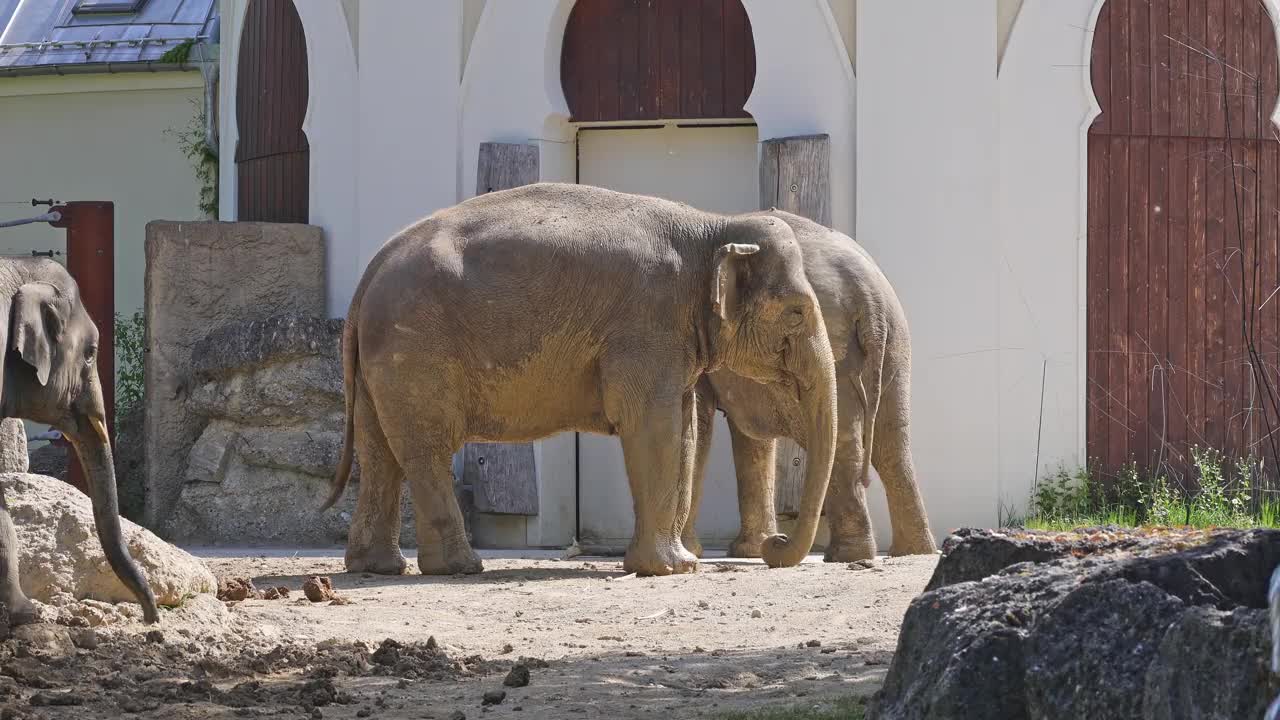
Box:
0;259;158;625
761;330;838;568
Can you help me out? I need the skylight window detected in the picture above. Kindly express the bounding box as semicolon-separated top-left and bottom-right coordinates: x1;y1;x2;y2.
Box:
72;0;148;14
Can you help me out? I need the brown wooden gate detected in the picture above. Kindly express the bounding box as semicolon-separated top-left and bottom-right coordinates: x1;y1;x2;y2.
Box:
235;0;309;224
560;0;755;123
1087;0;1280;484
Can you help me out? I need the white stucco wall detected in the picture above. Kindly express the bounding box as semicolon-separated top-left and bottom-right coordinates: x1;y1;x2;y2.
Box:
857;1;1003;537
0;73;204;322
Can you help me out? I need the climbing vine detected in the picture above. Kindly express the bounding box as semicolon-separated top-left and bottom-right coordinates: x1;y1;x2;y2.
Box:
114;310;146;418
166;98;219;219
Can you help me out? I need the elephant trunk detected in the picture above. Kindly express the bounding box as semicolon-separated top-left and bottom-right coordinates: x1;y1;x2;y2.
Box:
72;417;159;623
761;329;839;569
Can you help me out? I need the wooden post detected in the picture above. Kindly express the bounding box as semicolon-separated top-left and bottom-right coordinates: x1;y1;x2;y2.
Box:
50;202;115;497
459;142;542;520
759;135;831;517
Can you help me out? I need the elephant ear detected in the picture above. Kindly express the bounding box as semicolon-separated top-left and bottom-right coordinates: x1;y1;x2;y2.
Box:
712;243;760;320
11;282;65;386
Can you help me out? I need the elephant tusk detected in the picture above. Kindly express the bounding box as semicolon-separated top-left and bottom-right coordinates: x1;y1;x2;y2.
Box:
89;417;109;444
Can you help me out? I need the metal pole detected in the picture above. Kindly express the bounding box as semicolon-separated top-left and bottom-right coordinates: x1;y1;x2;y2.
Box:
50;203;115;496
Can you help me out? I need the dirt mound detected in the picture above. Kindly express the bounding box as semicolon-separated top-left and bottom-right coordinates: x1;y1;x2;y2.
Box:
0;621;519;717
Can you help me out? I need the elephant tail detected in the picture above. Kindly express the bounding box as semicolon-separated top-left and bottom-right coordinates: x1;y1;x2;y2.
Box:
320;308;360;512
854;313;888;488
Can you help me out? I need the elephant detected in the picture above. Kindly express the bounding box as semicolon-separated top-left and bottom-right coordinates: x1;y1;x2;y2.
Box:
321;182;839;577
0;258;158;625
682;211;937;562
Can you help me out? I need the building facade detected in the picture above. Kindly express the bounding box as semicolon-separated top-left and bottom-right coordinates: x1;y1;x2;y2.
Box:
216;0;1280;551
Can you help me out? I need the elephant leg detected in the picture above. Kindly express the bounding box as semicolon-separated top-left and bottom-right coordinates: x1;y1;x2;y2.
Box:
344;388;409;575
872;379;937;556
726;426;778;558
823;440;877;562
0;486;35;626
619;390;698;576
398;441;483;576
680;380;716;559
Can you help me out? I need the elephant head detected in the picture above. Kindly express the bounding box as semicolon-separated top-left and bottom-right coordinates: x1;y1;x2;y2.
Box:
0;260;158;623
709;215;838;568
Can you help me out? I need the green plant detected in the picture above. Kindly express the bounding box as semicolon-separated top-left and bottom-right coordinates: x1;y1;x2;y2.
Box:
166;98;219;218
158;38;196;65
114;310;145;418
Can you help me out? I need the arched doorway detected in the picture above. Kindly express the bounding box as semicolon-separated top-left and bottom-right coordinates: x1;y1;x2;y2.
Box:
1087;0;1280;486
235;0;310;224
562;0;764;551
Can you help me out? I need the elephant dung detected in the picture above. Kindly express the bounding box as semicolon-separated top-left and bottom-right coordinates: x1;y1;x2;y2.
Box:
3;473;217;609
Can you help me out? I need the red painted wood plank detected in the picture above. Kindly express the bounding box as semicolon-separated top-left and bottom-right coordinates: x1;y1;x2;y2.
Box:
1132;0;1153;136
723;0;749;118
1262;141;1280;462
658;0;680;118
1208;0;1228;138
1169;137;1190;463
1242;141;1260;452
619;0;641;119
1262;5;1280;145
1153;0;1172;138
1150;137;1171;468
679;0;703;118
1188;138;1210;458
1243;0;1262;139
598;5;622;123
1111;0;1133;136
1088;135;1112;469
1093;2;1112;134
640;0;660;120
700;0;724;118
1226;0;1246;139
1190;0;1209;138
1170;0;1190;137
1206;138;1228;452
1108;136;1132;472
1129;138;1152;467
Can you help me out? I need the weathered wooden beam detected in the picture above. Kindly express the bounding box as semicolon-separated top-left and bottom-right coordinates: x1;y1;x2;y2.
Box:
759;134;831;517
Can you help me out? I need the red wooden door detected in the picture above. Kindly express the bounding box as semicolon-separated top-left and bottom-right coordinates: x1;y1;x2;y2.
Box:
561;0;756;123
235;0;309;224
1087;0;1280;484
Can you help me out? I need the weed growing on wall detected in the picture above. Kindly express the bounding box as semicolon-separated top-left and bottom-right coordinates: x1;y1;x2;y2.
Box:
166;98;219;219
115;310;145;419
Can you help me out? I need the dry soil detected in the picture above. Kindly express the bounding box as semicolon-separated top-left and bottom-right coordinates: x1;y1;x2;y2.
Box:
1;549;938;720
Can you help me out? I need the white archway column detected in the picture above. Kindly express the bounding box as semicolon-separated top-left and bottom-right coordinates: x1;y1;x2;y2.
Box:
741;0;856;236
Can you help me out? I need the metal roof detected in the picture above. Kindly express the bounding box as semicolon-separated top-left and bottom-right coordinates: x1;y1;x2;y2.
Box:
0;0;217;71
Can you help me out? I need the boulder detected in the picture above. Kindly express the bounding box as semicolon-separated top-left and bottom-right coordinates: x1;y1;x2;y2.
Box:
169;314;415;546
868;528;1280;720
3;473;217;608
0;419;28;473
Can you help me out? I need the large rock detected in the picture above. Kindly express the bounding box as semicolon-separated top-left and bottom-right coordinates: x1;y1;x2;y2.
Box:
3;473;217;608
145;220;326;532
0;419;28;473
169;314;415;546
868;528;1280;720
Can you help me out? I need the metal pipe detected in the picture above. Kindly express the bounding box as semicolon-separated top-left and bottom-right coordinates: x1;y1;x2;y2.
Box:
0;211;59;229
0;60;197;78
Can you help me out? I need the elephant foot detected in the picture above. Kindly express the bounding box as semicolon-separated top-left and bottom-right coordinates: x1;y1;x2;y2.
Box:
417;544;484;576
823;536;877;563
680;534;705;559
888;532;938;557
727;531;771;558
4;595;37;628
344;545;409;575
623;539;698;576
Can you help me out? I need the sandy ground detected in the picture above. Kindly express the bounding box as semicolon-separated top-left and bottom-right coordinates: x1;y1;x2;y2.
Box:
2;549;938;720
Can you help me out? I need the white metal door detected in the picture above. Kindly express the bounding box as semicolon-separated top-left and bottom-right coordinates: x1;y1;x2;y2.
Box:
576;124;760;550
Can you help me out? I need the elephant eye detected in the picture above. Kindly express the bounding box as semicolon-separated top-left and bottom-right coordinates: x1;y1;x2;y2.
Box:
85;346;97;364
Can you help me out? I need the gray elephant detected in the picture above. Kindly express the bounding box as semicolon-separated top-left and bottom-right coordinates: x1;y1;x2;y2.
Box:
322;182;839;577
682;212;936;562
0;259;158;625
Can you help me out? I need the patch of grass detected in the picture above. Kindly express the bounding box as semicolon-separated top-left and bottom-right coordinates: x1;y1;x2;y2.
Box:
1019;448;1280;532
712;697;865;720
